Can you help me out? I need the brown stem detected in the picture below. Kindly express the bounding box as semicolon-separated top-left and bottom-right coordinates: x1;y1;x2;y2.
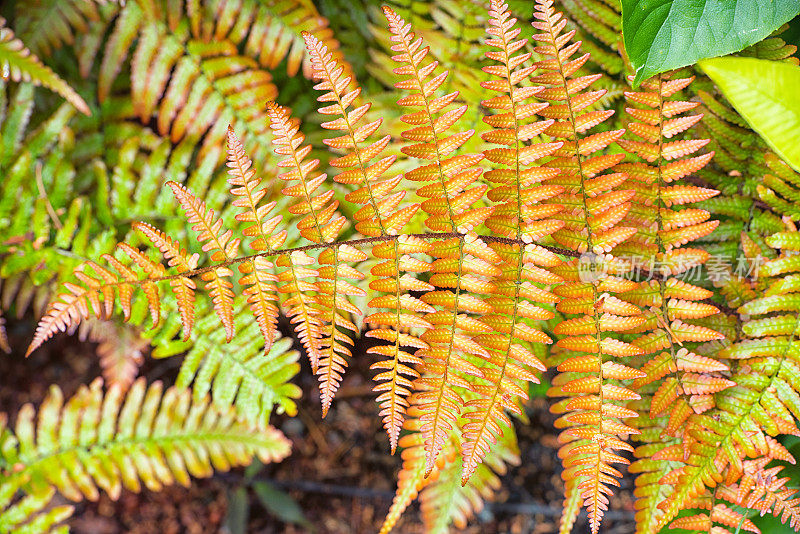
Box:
99;232;580;289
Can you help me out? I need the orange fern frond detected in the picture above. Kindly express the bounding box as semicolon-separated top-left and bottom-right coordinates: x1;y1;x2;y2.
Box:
383;6;496;472
304;31;417;238
617;73;724;428
607;72;727;533
532;0;644;530
133;222;199;340
167;181;239;341
383;5;490;234
267;101;343;244
266;102;364;413
366;234;434;451
668;501;758;533
226;127;284;353
721;464;800;530
378;406;452;534
78;319;147;391
459;0;563;485
304;30;429;446
27;240;177;355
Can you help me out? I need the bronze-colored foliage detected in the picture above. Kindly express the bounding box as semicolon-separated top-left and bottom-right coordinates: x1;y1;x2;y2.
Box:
13;0;800;533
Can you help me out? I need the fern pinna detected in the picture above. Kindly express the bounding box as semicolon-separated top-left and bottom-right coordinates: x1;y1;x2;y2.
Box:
22;0;800;532
612;72;731;532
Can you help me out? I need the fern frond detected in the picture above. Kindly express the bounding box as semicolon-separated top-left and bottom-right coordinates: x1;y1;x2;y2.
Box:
168;181;239;341
379;403;520;534
243;0;351;79
533;0;642;530
267;101;365;412
100;1;277;163
96;0;352;165
304;30;416;238
226;126;284;353
0;17;89;114
655;217;800;528
759;152;800;221
596;72;728;533
13;0;110;57
368;0;490;111
420;425;519;534
133;221;200;341
267;101;343;244
383;5;495;473
617;73;724;429
78;319;147;391
367;234;434;450
627;408;682;533
720;463;800;530
558;0;621;53
384;5;490;234
305;30;432;447
378;406;452;534
459;0;563;484
26;241;168;355
668;499;757;533
0;378;291;503
177;311;302;429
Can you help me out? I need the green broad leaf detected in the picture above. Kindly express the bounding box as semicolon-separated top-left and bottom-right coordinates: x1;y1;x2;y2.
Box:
700;57;800;172
623;0;800;85
252;481;311;528
224;487;249;534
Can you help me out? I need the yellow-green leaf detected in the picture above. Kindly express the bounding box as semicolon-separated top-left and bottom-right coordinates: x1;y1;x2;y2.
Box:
700;57;800;172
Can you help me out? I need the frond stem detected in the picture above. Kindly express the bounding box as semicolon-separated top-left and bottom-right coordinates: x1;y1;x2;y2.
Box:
86;232;580;291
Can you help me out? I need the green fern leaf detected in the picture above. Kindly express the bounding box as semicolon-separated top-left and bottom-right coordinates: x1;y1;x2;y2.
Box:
0;17;89;114
0;377;291;503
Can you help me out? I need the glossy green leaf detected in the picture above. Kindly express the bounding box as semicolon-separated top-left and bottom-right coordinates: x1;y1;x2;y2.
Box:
252;481;311;528
700;57;800;172
623;0;800;84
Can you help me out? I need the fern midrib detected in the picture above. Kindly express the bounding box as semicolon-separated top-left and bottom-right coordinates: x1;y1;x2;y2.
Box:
395;27;458;232
51;234;577;293
313;45;389;237
464;22;525;474
543;7;609;524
